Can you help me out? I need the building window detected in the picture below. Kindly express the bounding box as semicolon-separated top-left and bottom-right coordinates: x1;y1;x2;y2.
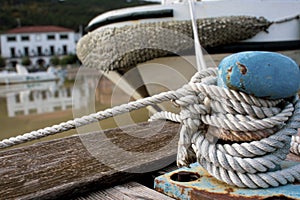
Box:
10;47;16;57
24;47;29;56
7;36;16;42
47;35;55;40
60;34;68;40
63;45;67;55
50;46;55;55
21;35;30;41
37;46;42;56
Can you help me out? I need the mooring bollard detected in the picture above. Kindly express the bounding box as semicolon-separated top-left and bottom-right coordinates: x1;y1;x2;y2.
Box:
154;51;300;199
217;51;300;99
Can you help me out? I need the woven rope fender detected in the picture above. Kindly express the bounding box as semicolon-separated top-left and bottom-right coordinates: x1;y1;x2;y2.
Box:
161;52;300;189
77;16;270;71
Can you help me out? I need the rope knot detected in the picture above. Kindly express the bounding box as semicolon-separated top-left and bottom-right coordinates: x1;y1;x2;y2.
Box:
174;68;300;188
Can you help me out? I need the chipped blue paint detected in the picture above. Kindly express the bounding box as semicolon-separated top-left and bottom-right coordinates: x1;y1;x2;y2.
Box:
154;162;300;200
217;51;300;99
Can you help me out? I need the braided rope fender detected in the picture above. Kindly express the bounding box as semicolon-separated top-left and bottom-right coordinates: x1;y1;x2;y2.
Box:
77;16;270;71
174;68;300;188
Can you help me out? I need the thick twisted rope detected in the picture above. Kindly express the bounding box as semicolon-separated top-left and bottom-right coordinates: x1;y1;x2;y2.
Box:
0;68;299;189
291;135;300;155
171;69;300;188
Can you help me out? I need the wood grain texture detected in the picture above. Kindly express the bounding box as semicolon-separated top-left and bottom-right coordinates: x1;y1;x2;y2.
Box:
75;182;174;200
0;121;180;200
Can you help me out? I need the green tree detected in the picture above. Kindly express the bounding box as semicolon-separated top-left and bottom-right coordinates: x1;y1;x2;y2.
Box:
0;56;5;68
67;54;78;64
50;56;60;66
59;55;69;66
0;0;155;32
60;54;78;65
21;56;31;66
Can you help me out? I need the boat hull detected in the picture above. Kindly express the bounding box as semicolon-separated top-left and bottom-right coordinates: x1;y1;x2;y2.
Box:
87;0;300;48
77;0;300;109
0;73;58;84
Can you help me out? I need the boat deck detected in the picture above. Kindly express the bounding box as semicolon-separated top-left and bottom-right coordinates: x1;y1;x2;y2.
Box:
74;181;175;200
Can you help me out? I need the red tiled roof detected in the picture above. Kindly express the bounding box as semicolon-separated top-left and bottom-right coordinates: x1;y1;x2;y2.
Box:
6;26;74;34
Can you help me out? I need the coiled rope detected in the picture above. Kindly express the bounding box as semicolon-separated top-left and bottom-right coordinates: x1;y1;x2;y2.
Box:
0;68;299;188
152;68;300;188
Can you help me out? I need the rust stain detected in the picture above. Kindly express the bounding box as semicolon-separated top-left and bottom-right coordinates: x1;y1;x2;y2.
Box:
224;187;234;194
264;195;298;200
226;66;233;81
180;185;187;196
191;189;263;200
191;189;297;200
293;181;300;185
156;172;298;200
227;66;233;73
155;160;300;200
236;62;248;75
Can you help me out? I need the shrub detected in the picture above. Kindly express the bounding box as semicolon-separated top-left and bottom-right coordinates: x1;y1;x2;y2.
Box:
67;54;78;64
0;56;5;68
50;56;60;66
21;56;31;66
60;54;78;65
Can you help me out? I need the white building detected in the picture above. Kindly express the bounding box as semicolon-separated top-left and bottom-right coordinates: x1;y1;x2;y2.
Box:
0;25;78;67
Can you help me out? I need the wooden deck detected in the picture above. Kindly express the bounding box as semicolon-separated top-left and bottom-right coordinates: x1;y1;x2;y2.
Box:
75;182;174;200
0;121;180;200
0;120;299;200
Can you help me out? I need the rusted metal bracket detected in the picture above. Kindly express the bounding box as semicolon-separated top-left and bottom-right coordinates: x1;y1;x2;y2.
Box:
154;162;300;200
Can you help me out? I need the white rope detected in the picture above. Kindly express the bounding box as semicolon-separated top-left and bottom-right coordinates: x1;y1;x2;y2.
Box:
0;90;186;148
291;135;300;155
149;111;181;123
0;68;299;189
173;70;300;188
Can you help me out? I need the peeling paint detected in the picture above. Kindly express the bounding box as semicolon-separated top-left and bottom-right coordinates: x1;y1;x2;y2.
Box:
236;62;248;75
154;162;300;200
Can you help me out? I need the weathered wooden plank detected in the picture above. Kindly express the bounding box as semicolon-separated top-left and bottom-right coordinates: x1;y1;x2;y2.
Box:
0;121;180;200
75;182;174;200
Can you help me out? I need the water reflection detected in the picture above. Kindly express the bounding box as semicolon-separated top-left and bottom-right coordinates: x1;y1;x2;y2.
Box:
0;68;148;143
0;70;107;141
0;80;88;117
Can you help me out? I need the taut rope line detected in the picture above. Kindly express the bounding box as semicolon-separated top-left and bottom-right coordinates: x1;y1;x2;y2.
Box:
188;0;207;71
0;89;182;148
0;68;299;189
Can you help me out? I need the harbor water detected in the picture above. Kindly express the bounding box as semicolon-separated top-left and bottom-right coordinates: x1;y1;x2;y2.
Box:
0;68;150;148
